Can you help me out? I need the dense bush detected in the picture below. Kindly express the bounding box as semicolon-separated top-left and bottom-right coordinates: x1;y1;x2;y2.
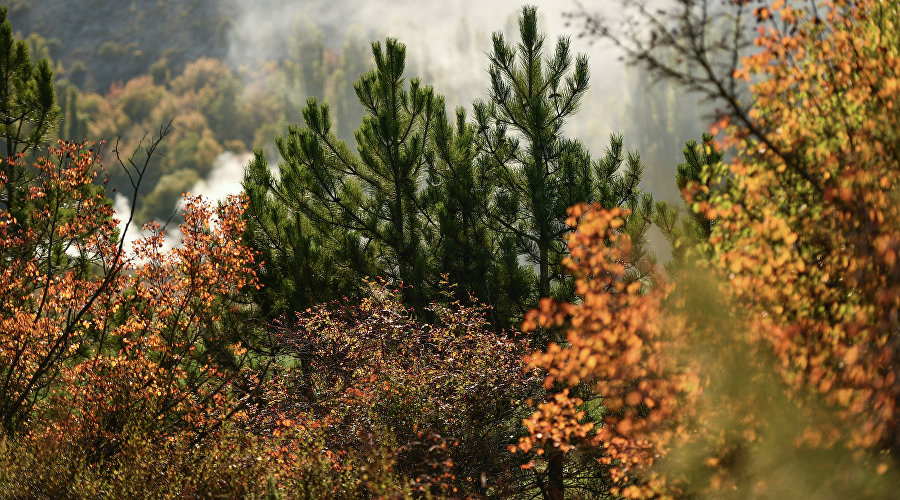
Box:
265;283;542;496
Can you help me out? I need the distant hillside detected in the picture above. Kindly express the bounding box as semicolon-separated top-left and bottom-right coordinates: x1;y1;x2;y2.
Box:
7;0;230;92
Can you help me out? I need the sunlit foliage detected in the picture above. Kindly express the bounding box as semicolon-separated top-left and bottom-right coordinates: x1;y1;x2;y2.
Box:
691;0;900;453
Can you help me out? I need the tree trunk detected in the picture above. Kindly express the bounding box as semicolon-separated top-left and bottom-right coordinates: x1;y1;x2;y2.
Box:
539;240;549;298
547;448;564;500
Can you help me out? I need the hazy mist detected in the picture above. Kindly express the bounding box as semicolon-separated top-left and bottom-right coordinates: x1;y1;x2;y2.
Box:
221;0;703;203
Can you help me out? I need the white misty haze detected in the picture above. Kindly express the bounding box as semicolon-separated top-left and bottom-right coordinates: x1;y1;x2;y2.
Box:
112;151;250;258
112;194;145;252
188;151;254;203
114;194;183;256
225;0;638;153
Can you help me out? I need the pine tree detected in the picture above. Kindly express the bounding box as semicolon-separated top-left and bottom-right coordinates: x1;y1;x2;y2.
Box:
654;133;726;268
470;9;657;494
0;7;58;159
474;6;653;319
675;132;724;241
424;105;502;318
594;133;657;281
0;6;60;222
473;5;590;306
245;8;655;331
244;38;440;315
242;151;345;318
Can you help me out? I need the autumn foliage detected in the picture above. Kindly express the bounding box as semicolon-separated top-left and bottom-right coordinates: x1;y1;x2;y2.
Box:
512;205;696;497
0;141;268;496
266;282;540;496
696;0;900;452
511;1;900;498
0;141;544;497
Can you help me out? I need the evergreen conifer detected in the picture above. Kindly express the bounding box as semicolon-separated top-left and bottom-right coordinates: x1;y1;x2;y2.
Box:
0;6;59;222
244;38;441;315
